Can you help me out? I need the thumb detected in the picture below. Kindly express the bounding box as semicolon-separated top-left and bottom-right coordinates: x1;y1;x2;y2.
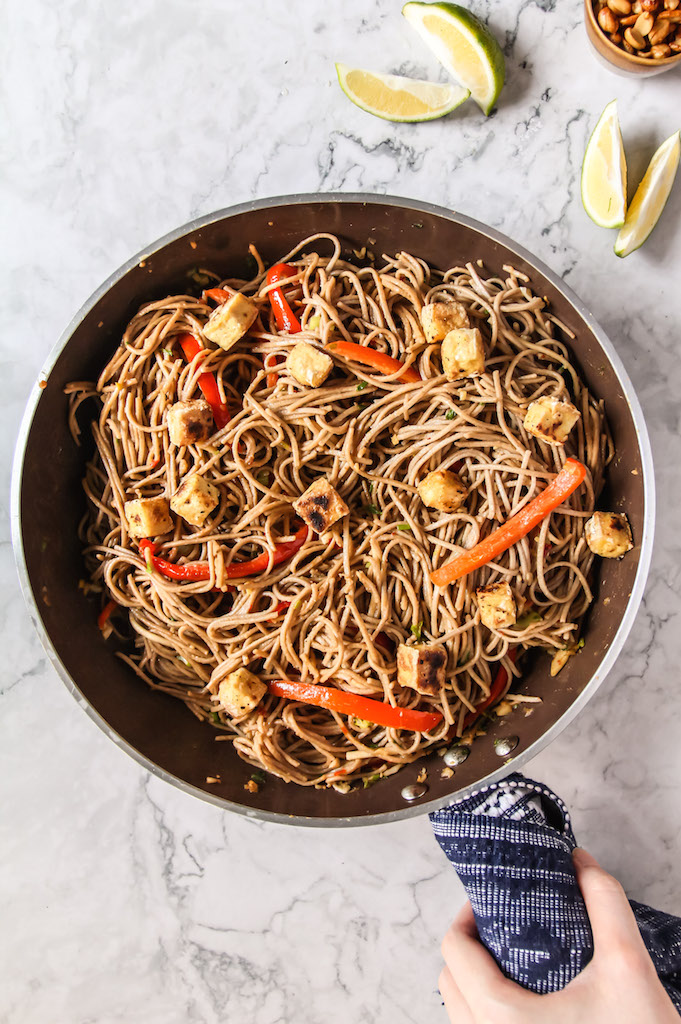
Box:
572;848;647;959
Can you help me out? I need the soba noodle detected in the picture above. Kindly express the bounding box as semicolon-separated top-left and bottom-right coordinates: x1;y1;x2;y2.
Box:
67;233;610;790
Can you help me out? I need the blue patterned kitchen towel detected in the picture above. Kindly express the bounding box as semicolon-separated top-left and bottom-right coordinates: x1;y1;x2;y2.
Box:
430;773;681;1013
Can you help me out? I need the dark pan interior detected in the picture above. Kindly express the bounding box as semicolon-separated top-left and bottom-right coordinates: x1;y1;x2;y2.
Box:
17;198;646;823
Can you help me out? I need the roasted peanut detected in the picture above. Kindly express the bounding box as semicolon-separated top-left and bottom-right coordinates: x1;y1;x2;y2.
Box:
635;10;655;30
611;30;624;41
622;36;637;48
624;23;647;43
641;0;660;9
649;16;673;40
632;0;643;11
658;7;681;16
620;12;639;23
665;0;680;10
651;39;673;51
670;31;681;47
607;0;632;11
599;5;621;30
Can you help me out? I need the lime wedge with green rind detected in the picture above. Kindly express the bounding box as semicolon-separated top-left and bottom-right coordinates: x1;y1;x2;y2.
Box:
615;130;680;258
402;1;505;116
335;63;470;122
581;99;627;230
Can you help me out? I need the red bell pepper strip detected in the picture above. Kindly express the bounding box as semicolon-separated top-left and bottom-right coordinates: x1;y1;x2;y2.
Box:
265;262;303;387
270;600;291;619
268;679;443;732
224;525;308;579
178;333;230;430
328;341;421;384
431;458;587;587
139;525;309;584
463;649;518;728
266;263;303;334
97;599;117;631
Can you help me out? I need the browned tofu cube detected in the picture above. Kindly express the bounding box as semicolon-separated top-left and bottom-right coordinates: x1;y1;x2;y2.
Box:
292;478;349;534
441;328;485;381
417;469;467;513
214;668;266;718
397;642;446;696
167;400;214;446
286;343;334;388
420;301;470;343
584;511;633;558
203;292;258;351
170;474;220;527
124;496;173;539
476;581;516;630
523;396;580;446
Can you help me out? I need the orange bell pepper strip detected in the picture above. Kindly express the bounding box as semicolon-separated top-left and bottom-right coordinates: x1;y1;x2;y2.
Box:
268;679;443;732
97;599;117;631
431;458;587;587
202;287;232;304
327;341;421;384
178;333;230;430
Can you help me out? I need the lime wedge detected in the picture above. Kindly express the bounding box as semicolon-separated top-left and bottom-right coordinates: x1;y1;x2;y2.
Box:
615;131;681;258
581;100;627;229
335;63;470;122
402;2;505;116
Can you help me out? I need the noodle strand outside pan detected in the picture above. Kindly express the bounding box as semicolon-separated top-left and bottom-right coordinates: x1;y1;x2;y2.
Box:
11;194;654;826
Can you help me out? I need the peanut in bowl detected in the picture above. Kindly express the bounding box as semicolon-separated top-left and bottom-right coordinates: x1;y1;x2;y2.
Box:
585;0;681;75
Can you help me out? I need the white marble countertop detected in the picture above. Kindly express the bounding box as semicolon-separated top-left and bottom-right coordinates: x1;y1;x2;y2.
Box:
3;2;681;1021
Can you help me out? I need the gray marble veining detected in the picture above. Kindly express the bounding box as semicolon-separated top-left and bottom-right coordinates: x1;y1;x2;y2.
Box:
3;1;681;1021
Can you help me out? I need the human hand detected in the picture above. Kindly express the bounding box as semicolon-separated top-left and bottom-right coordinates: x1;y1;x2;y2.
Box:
439;848;678;1023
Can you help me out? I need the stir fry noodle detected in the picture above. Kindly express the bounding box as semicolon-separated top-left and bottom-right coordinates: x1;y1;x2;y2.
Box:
67;233;612;790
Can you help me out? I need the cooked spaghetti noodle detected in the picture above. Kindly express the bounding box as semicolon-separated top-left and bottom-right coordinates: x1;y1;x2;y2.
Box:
67;233;610;789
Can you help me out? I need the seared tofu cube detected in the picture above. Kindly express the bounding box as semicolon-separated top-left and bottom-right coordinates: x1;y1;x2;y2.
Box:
214;668;266;718
421;301;470;343
286;343;334;388
170;474;220;527
417;469;467;513
397;642;446;696
441;328;485;381
292;478;349;534
203;292;258;351
585;511;633;558
476;582;517;630
523;396;580;446
167;399;214;446
124;496;173;539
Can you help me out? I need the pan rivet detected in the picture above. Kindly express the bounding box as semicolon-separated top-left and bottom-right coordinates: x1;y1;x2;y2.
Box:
401;783;428;801
444;745;470;767
494;736;519;757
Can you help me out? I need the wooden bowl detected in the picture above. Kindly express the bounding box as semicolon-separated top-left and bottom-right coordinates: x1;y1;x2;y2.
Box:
584;0;681;76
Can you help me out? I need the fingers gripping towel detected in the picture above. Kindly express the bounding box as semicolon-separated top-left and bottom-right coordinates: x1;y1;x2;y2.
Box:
429;773;681;1013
